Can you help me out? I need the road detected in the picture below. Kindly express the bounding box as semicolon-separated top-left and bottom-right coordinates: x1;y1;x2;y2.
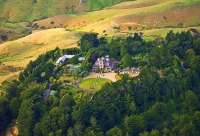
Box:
43;83;52;100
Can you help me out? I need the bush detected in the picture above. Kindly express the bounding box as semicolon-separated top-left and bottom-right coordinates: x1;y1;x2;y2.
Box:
64;80;71;83
128;26;132;30
1;35;8;41
40;26;45;29
32;23;39;28
51;83;60;90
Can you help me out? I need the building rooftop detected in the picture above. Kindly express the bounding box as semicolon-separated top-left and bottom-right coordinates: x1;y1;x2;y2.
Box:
56;54;75;64
78;57;85;61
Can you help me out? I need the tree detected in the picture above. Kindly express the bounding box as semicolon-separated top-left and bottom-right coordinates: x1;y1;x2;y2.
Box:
120;45;128;59
193;111;200;134
72;66;89;79
77;33;99;52
9;97;21;118
124;114;146;135
193;38;200;55
60;94;75;109
191;56;200;75
0;97;12;132
182;90;199;114
40;116;51;136
33;123;42;136
69;56;79;64
148;46;168;68
17;99;35;136
146;102;168;130
110;45;120;59
121;53;133;68
90;53;98;63
106;126;123;136
1;35;8;41
84;127;96;136
184;49;195;67
1;80;20;101
49;107;62;131
165;30;175;42
67;127;74;136
73;122;84;136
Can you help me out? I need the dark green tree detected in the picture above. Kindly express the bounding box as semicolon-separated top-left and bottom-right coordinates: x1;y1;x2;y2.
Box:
0;96;12;132
78;33;99;52
17;99;35;136
124;114;146;135
182;90;199;114
106;126;123;136
121;53;133;68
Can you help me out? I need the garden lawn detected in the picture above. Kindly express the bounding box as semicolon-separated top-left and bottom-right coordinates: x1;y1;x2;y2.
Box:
79;78;111;90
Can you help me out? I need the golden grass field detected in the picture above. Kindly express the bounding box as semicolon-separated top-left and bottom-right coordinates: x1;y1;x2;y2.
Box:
34;0;200;33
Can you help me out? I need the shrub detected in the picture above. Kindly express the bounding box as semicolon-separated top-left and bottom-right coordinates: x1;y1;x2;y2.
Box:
1;35;8;41
40;26;45;29
64;80;71;83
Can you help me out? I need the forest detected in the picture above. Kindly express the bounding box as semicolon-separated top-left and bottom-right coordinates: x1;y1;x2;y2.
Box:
1;30;200;136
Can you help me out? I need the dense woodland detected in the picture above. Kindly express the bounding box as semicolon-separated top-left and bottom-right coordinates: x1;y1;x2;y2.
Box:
1;30;200;136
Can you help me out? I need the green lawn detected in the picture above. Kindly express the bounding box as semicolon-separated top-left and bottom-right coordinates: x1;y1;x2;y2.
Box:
79;78;111;90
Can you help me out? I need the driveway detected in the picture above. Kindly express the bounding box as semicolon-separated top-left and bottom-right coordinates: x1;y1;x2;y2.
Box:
84;72;117;82
43;83;52;100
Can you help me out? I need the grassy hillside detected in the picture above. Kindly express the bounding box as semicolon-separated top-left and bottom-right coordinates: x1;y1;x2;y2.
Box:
0;28;80;85
0;0;133;22
34;0;200;34
0;28;79;66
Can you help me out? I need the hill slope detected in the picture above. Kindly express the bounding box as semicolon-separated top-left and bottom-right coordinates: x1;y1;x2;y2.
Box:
33;0;200;34
0;0;133;22
0;28;80;84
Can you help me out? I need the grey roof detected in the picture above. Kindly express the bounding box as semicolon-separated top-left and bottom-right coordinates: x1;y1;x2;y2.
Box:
56;55;75;64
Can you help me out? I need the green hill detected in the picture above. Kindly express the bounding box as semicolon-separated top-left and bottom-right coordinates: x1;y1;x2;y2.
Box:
0;0;133;22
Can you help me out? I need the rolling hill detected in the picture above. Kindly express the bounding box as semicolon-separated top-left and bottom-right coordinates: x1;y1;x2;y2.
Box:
34;0;200;32
0;0;133;22
0;0;200;84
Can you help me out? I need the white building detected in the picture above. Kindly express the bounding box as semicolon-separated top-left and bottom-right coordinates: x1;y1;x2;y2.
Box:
56;55;75;64
78;57;85;61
